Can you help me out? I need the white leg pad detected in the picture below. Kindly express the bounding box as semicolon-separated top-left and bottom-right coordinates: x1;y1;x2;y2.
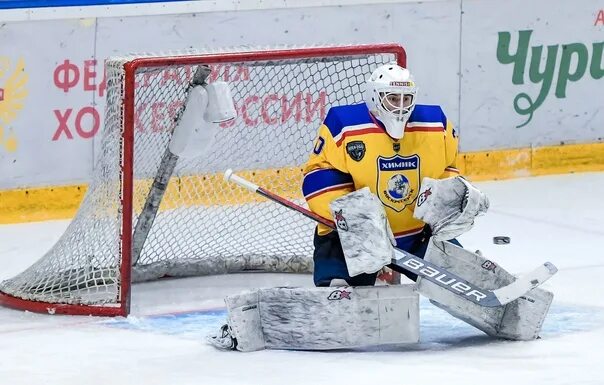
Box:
224;290;265;352
224;285;419;351
417;239;553;340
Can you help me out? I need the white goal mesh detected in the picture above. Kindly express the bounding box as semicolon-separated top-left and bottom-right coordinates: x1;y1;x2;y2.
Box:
0;45;406;316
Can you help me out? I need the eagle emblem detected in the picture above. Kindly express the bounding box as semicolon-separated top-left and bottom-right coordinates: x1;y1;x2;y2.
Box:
0;57;29;153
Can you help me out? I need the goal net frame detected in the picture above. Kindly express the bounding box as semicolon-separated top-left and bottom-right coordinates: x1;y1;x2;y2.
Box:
0;44;406;317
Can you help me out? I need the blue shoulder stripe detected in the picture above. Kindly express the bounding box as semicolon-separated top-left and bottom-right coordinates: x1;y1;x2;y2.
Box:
409;104;447;126
323;103;374;138
302;168;353;199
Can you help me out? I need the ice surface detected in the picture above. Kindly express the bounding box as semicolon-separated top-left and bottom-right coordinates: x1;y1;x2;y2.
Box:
1;172;603;385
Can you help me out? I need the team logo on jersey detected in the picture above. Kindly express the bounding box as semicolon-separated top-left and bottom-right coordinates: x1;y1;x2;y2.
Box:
346;140;365;161
376;154;420;212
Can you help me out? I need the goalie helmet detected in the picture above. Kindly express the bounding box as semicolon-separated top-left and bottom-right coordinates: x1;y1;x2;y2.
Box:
364;64;418;139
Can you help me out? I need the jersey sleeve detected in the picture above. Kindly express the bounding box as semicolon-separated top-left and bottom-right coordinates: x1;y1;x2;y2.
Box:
441;113;460;179
302;111;354;235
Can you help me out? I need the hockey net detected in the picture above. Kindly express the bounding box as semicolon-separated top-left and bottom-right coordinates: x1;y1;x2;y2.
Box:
0;44;406;316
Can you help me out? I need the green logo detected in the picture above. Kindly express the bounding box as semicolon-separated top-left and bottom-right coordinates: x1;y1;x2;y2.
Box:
497;30;603;128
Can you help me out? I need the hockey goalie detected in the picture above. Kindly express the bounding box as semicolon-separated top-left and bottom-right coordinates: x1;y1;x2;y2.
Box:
206;64;556;352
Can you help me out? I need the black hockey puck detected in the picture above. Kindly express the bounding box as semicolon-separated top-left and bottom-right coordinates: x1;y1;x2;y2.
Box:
493;236;511;245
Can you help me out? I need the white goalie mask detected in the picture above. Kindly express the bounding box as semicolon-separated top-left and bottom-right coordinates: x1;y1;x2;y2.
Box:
364;64;418;139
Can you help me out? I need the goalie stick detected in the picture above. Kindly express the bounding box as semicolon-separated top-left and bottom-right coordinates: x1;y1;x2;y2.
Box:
224;169;558;308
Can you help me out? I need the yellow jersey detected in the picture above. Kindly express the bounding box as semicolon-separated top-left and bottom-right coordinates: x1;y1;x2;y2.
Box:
302;102;459;249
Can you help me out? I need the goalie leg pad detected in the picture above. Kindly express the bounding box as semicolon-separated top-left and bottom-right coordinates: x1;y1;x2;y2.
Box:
212;285;419;351
417;239;553;340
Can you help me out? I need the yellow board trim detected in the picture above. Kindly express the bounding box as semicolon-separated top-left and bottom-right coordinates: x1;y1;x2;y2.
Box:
1;142;603;224
0;184;88;224
458;142;604;181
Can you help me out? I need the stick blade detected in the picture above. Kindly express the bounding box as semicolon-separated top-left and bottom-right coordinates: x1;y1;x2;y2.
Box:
492;262;558;306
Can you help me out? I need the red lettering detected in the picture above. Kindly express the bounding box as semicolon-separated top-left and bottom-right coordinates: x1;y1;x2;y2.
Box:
135;103;146;132
222;65;231;82
168;100;184;122
151;102;167;132
261;94;279;124
138;72;155;88
207;64;250;83
74;106;100;138
596;9;604;26
281;92;302;123
161;68;181;86
53;60;79;93
53;59;108;95
183;66;193;84
242;95;259;126
233;65;250;82
53;107;101;140
306;91;326;122
83;60;97;93
97;66;106;97
52;109;74;140
216;91;328;128
132;101;184;133
208;64;222;83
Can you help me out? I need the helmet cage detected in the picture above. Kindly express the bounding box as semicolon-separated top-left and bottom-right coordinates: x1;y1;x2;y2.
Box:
377;89;416;122
370;82;417;123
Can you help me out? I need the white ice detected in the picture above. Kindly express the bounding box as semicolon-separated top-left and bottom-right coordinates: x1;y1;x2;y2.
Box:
1;172;603;385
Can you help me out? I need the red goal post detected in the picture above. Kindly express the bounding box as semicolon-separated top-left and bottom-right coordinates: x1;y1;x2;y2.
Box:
0;44;407;316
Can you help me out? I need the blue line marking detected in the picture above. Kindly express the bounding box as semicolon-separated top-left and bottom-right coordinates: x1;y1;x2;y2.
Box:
0;0;188;10
103;308;227;339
